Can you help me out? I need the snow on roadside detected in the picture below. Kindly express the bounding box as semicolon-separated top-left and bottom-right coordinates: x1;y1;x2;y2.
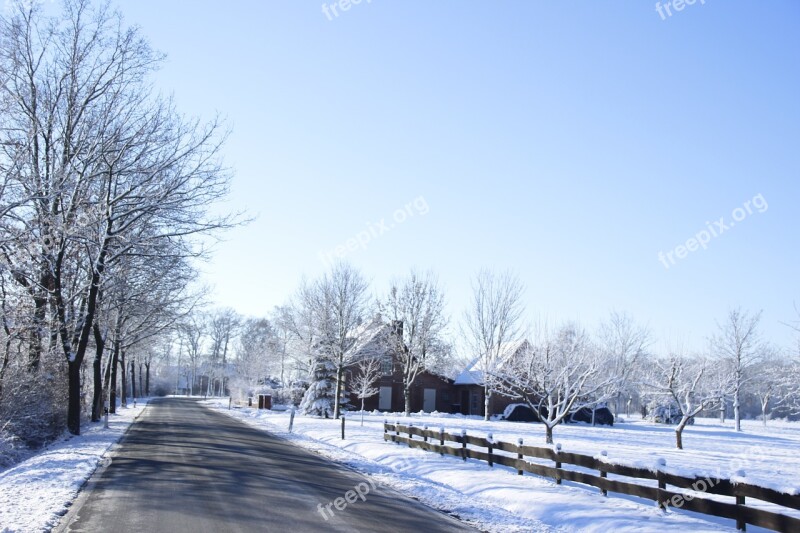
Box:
0;401;149;533
205;401;748;533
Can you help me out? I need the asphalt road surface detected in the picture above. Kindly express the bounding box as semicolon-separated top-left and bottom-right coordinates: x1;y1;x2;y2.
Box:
58;398;474;533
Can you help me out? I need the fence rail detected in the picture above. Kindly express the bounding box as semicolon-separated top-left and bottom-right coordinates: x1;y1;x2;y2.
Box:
383;422;800;532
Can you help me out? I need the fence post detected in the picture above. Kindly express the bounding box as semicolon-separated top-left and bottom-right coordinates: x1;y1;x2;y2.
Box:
555;443;562;485
461;429;467;462
341;413;346;440
384;418;388;441
517;438;524;476
656;458;667;511
439;427;445;456
395;420;400;443
408;423;413;448
487;433;494;468
734;469;746;531
599;450;608;496
288;406;296;433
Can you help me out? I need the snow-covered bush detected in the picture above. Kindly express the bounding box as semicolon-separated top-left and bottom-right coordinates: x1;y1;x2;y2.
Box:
0;358;68;450
300;360;336;417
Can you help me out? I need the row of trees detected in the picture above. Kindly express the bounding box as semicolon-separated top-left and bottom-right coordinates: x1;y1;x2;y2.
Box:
167;265;452;420
168;264;799;450
465;270;800;446
0;0;235;450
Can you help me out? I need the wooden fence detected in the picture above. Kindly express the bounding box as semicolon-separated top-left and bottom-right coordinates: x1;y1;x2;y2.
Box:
383;422;800;532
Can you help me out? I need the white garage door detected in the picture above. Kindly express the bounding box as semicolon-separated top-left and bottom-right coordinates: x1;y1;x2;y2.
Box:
379;386;392;410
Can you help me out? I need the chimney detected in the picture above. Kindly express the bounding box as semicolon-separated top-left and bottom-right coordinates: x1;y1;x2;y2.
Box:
391;320;403;338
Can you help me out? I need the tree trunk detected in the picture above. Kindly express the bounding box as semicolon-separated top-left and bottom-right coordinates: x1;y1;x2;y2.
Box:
67;360;82;435
145;361;150;396
675;416;690;449
91;323;105;422
404;388;411;417
130;358;136;399
110;339;119;413
333;364;344;419
733;390;741;432
28;292;48;371
545;424;554;444
120;350;128;408
484;384;490;421
361;397;366;426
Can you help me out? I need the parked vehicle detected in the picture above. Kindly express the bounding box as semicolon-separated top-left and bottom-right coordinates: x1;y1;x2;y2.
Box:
649;403;694;425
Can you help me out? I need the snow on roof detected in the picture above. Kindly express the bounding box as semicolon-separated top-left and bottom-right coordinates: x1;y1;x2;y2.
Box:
454;340;528;386
346;318;394;361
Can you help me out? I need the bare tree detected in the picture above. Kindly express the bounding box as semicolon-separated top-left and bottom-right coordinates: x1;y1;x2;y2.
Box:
233;317;275;398
179;314;206;396
641;353;718;449
462;269;525;420
381;270;448;416
301;263;370;418
495;322;615;444
0;1;238;434
597;311;651;416
712;308;766;432
206;308;241;396
352;358;381;426
273;299;319;382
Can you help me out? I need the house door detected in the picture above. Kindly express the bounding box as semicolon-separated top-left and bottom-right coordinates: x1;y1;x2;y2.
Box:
423;388;436;412
379;386;392;411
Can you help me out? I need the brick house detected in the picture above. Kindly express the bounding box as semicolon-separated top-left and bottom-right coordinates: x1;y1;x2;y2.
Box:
344;317;456;413
453;340;529;417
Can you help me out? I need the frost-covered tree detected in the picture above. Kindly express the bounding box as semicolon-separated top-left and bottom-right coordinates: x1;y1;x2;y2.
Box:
381;270;448;416
641;353;718;449
299;358;337;418
206;308;241;396
748;349;787;426
712;308;766;432
597;311;651;416
495;322;615;444
352;358;381;425
462;269;525;420
0;0;237;434
299;263;370;419
232;317;275;399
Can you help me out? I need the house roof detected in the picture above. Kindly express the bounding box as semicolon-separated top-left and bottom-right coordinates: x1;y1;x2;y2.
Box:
454;339;529;386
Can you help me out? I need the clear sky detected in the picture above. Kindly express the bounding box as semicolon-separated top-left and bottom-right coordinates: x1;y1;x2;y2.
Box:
114;1;799;353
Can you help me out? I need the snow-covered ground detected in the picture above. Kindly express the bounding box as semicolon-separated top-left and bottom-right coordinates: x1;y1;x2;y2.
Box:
4;398;795;533
207;401;800;533
0;401;149;533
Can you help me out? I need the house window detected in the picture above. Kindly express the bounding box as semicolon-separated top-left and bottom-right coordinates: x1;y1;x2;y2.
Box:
381;357;393;376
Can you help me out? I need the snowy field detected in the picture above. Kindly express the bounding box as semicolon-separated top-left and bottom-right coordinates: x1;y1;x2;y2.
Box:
207;401;800;533
0;401;149;533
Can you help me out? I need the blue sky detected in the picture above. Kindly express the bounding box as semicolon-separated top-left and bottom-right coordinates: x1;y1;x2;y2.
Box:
115;1;799;353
